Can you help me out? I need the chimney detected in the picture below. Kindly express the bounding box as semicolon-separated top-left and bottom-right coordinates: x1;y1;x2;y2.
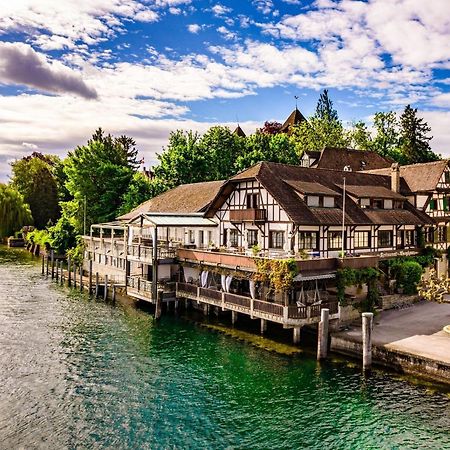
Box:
391;163;400;193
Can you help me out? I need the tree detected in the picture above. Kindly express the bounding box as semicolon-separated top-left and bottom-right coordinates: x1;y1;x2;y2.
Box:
259;121;282;135
315;89;338;122
370;112;400;160
10;153;61;229
348;121;372;151
399;105;439;164
0;184;33;238
62;128;138;232
154;130;208;187
118;172;168;216
47;216;77;254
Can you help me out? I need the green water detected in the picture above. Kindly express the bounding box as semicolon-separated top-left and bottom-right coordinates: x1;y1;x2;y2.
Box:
1;246;449;449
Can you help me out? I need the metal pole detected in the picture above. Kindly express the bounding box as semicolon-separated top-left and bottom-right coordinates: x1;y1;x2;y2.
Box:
55;259;59;281
60;261;64;285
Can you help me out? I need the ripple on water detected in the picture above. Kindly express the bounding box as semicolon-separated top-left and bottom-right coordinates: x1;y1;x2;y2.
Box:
0;246;449;449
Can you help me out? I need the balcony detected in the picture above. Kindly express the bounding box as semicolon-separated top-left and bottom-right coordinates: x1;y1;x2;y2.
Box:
126;244;177;262
176;282;339;326
126;276;176;302
229;208;266;222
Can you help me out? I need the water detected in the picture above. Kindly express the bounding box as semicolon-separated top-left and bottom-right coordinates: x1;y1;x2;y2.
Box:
0;246;449;450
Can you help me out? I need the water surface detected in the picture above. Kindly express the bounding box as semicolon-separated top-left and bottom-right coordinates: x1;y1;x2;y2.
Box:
0;246;449;449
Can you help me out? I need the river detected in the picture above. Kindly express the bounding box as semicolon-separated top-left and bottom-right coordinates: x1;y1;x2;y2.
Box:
0;246;449;449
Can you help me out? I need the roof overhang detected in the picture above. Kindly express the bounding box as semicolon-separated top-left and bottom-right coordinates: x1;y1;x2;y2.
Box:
128;212;218;227
294;271;336;282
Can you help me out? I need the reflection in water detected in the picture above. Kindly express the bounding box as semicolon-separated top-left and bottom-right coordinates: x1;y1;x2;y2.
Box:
0;246;449;449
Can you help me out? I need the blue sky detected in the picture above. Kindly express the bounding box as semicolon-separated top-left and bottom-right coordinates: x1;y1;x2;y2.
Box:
0;0;449;181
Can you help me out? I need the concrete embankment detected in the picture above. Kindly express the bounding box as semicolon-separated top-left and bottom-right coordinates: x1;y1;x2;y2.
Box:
331;301;450;384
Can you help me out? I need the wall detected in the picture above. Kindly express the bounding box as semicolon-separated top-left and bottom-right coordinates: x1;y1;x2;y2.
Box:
380;294;420;310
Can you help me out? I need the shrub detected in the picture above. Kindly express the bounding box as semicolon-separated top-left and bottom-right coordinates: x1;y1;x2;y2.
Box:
399;260;423;295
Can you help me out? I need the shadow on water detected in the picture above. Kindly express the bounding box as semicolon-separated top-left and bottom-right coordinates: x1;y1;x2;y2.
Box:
1;245;449;449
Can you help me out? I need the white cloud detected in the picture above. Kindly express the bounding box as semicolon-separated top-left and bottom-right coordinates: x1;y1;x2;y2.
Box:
22;142;38;149
216;26;237;41
253;1;274;15
187;24;201;34
211;4;232;17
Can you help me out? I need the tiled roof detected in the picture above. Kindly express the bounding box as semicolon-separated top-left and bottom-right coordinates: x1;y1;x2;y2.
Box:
365;160;448;193
285;180;340;196
118;180;224;221
233;125;246;137
344;185;406;200
280;108;307;133
313;147;393;171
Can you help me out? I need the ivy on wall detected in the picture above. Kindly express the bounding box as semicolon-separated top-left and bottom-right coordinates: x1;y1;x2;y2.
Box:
253;258;298;292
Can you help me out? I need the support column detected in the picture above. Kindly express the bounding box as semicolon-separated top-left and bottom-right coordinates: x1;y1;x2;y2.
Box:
95;272;99;298
55;259;59;282
88;259;93;295
112;283;116;302
231;311;238;325
79;265;83;292
317;308;330;360
50;250;55;279
60;261;64;285
73;264;77;288
260;319;267;335
155;290;163;319
67;257;71;287
362;312;373;371
293;326;301;344
151;226;158;303
41;254;45;275
104;275;108;301
46;254;49;278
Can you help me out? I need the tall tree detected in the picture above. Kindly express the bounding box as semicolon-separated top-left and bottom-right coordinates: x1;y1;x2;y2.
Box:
10;153;61;228
370;112;400;159
0;184;33;237
348;121;373;151
63;128;138;232
315;89;339;121
399;105;439;164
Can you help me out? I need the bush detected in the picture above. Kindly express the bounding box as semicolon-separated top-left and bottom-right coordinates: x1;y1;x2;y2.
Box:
399;260;423;295
47;217;76;254
26;229;50;248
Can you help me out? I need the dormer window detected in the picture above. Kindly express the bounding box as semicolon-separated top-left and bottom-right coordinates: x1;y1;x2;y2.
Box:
371;199;383;209
307;195;335;207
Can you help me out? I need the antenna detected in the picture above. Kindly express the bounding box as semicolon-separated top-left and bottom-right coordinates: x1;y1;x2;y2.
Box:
294;95;299;109
236;114;239;126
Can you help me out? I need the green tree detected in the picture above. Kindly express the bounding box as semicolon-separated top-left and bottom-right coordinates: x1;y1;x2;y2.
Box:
154;130;208;187
315;89;339;122
118;172;168;216
349;121;373;150
0;184;33;238
63;128;138;232
370;112;400;160
47;216;77;254
10;153;61;228
399;105;439;164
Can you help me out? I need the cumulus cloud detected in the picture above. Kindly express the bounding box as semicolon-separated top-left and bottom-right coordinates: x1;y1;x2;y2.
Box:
0;42;97;99
211;4;232;17
187;24;201;33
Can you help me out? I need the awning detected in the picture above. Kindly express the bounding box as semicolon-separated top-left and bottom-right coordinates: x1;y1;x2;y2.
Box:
294;272;336;282
129;212;217;227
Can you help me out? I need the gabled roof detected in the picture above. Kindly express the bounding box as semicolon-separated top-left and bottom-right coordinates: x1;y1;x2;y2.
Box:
364;160;448;193
280;108;307;133
206;161;432;226
118;180;224;221
233;125;246;137
344;185;406;200
313;147;393;171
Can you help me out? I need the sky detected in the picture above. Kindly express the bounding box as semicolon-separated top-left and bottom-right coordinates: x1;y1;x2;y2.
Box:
0;0;450;181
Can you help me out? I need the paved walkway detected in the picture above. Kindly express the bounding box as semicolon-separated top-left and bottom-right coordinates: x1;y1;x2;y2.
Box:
335;301;450;363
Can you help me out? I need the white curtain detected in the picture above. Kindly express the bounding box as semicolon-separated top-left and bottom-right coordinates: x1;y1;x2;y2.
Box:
249;280;256;299
201;270;209;288
225;275;233;292
221;274;227;291
184;267;199;283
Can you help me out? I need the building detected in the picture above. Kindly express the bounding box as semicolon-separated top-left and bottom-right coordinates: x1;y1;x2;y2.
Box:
83;161;435;342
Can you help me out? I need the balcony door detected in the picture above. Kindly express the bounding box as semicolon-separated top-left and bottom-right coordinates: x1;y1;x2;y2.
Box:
246;193;258;209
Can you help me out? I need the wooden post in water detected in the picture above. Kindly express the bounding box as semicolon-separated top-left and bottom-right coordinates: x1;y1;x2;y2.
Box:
79;265;83;292
41;254;45;275
60;261;64;285
317;308;330;360
293;326;301;344
95;272;99;298
104;275;108;301
362;312;373;371
67;257;71;287
260;319;267;335
73;264;77;289
155;289;163;319
231;311;238;325
51;250;55;279
88;260;93;295
112;283;116;302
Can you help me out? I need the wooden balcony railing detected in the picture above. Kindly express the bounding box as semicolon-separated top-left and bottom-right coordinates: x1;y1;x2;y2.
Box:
229;208;266;222
127;244;177;260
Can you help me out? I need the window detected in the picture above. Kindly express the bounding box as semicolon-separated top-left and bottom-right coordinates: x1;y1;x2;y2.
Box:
189;230;195;244
222;229;227;246
444;197;450;212
354;231;371;249
208;230;213;245
426;227;434;244
405;230;415;246
230;229;239;247
247;230;258;248
378;230;393;247
298;231;319;251
371;199;383;209
246;193;258;209
437;226;447;243
199;230;204;246
445;171;450;184
269;231;284;249
394;200;403;209
430;198;437;210
328;231;343;250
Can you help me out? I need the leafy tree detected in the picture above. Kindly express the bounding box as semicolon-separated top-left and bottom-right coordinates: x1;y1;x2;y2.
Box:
259;121;282;135
118;172;168;216
399;105;439;164
63;128;138;232
349;121;373;151
0;184;33;238
370;112;400;160
47;216;77;254
315;89;338;122
10;153;61;228
154;130;208;187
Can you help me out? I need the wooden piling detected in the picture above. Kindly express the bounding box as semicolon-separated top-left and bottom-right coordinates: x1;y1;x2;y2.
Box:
73;264;77;289
41;254;45;275
317;308;330;360
95;272;99;298
67;257;71;287
260;319;267;334
293;326;301;344
55;259;59;282
231;311;238;325
362;312;373;371
60;261;64;285
104;275;108;301
88;260;93;295
51;250;55;279
112;283;116;302
155;290;163;319
79;265;83;292
46;254;49;278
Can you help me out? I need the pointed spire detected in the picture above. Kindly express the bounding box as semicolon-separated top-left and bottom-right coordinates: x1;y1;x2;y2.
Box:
233;124;246;137
280;107;307;134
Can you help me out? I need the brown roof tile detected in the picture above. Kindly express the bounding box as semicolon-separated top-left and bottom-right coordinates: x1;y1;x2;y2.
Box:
280;108;307;133
118;180;224;220
344;185;406;200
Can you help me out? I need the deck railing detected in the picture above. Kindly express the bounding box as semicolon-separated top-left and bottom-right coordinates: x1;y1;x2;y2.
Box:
253;299;284;316
127;244;177;260
223;292;251;308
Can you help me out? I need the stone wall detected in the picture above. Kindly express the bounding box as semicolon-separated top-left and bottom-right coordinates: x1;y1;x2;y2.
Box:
380;294;419;310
